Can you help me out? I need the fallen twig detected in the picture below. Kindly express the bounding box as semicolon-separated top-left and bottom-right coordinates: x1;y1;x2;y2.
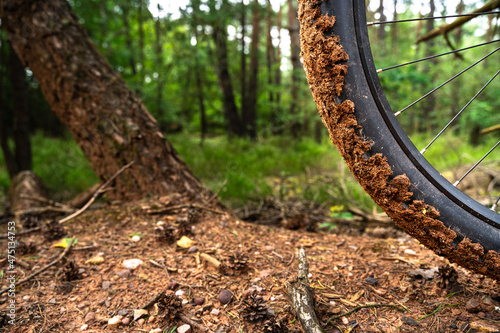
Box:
286;248;324;333
0;226;41;239
179;313;213;332
140;291;165;310
0;237;76;295
59;161;134;224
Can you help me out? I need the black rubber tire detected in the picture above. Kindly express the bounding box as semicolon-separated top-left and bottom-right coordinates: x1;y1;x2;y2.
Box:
315;1;500;261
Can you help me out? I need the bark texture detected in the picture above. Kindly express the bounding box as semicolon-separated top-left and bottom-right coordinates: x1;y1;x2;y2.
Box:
1;0;204;200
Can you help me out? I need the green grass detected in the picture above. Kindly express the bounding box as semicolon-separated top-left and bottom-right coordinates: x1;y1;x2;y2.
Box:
0;132;99;202
0;132;496;212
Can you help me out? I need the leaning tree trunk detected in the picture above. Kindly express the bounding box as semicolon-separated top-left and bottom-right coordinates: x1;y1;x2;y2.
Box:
1;0;205;200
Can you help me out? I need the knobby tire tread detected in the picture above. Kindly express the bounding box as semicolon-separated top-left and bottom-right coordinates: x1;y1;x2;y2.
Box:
298;0;500;280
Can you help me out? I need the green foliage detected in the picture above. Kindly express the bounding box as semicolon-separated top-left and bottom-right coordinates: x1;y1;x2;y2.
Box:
0;133;99;202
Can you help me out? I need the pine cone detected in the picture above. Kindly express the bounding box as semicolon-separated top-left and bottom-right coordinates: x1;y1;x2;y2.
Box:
157;291;183;321
60;260;81;281
42;219;66;241
224;251;249;275
154;225;176;243
187;206;200;224
263;318;289;333
241;295;272;323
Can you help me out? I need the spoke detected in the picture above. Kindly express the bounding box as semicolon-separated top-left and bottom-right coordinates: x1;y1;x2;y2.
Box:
377;39;500;73
420;70;500;155
492;195;500;211
454;141;500;187
367;11;500;25
395;46;500;117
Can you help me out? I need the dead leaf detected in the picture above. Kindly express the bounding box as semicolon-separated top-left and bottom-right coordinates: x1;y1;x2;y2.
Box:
177;236;196;248
85;256;104;265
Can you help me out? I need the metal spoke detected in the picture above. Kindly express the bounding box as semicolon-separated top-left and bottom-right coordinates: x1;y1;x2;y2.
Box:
367;11;500;26
395;46;500;117
492;195;500;211
420;70;500;155
377;39;500;73
454;141;500;187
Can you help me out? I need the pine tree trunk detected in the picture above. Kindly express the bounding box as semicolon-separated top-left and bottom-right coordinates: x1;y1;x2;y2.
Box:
1;0;204;200
240;0;247;136
287;0;301;137
10;42;32;174
245;0;260;140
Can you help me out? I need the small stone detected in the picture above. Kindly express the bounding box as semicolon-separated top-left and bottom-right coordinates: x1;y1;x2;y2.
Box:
123;259;143;269
122;317;130;325
102;281;111;290
149;329;162;333
117;269;132;278
78;302;89;309
175;290;185;299
131;235;141;242
148;316;157;323
401;316;420;326
168;281;178;290
108;315;122;326
194;297;205;305
466;298;481;313
404;249;417;256
48;298;57;304
84;311;96;323
188;246;198;253
137;318;145;325
177;324;192;333
117;309;128;316
80;324;88;331
134;309;149;321
23;295;30;301
365;276;378;284
218;289;233;304
210;308;220;316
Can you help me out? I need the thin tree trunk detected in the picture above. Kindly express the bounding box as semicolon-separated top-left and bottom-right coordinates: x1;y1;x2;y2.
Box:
121;4;137;75
287;0;301;137
391;0;398;54
240;0;247;135
154;9;165;129
211;20;242;136
266;0;275;108
99;1;109;54
10;42;32;173
245;0;260;140
1;0;204;200
138;0;145;84
0;33;17;178
378;0;386;56
273;4;283;134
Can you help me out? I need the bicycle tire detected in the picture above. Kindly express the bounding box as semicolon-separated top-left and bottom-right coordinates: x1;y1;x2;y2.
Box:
298;0;500;280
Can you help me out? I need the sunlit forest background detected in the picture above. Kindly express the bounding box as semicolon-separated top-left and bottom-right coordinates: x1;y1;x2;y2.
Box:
0;0;498;212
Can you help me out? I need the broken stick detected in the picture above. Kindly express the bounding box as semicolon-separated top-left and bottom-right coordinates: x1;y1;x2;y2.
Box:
286;248;324;333
0;237;76;295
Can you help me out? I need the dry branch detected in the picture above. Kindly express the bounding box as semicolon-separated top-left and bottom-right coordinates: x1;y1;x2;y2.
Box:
417;0;500;43
0;237;76;295
59;161;134;224
286;248;324;333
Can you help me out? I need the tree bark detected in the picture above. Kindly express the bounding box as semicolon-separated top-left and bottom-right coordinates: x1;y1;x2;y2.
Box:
154;9;166;129
287;0;301;137
240;0;247;136
10;42;32;174
211;23;243;137
120;3;137;76
245;0;260;140
1;0;204;200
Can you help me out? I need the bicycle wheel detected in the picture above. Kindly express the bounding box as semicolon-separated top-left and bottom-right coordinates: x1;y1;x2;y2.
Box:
298;0;500;280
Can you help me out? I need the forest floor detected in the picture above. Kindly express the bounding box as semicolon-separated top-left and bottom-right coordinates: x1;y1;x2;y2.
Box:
0;194;499;333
